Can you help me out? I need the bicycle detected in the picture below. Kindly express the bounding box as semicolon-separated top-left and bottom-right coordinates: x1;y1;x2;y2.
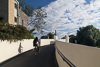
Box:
33;42;40;55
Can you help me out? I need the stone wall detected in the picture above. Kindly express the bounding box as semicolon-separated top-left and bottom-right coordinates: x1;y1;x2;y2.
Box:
8;0;15;25
0;0;28;28
18;8;29;28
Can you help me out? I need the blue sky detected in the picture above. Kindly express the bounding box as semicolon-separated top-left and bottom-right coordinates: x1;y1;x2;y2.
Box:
25;0;56;8
26;0;100;38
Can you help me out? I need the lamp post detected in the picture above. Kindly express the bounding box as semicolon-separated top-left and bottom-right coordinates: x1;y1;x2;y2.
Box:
55;30;56;36
54;30;58;41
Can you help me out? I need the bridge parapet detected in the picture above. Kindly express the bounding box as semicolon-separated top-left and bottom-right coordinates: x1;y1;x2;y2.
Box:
55;41;100;67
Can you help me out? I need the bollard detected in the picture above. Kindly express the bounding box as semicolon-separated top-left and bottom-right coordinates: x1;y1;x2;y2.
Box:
65;35;69;43
54;35;58;41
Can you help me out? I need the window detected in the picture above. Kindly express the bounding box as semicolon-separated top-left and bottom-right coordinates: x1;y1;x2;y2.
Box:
15;3;17;9
15;17;17;22
22;20;24;26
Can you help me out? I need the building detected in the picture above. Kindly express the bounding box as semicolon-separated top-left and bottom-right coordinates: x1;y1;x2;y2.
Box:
0;0;28;28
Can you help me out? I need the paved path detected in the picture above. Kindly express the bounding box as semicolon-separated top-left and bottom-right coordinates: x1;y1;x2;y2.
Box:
1;45;56;67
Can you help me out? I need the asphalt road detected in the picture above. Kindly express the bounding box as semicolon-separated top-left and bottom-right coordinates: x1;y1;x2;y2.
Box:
1;45;56;67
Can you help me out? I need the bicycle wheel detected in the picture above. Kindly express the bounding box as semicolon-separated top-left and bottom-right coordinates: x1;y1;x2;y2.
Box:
33;48;38;55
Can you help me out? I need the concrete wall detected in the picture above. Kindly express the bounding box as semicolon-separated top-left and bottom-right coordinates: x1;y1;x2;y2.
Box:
55;50;70;67
40;39;55;46
0;39;34;63
0;39;55;63
57;39;65;42
55;41;100;67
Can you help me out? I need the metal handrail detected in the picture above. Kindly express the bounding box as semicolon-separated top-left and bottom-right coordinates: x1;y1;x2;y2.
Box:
55;45;76;67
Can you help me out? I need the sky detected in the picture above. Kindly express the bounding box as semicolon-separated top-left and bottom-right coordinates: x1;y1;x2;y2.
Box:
25;0;100;38
25;0;56;8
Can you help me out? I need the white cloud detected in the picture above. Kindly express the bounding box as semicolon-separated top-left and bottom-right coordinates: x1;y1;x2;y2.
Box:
38;0;100;38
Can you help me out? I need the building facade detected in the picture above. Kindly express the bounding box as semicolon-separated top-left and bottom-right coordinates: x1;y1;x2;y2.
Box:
0;0;28;28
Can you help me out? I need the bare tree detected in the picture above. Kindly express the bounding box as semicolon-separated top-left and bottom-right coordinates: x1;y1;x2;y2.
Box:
28;6;47;33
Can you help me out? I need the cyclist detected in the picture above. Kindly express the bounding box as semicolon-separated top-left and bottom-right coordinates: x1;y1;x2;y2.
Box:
33;37;40;53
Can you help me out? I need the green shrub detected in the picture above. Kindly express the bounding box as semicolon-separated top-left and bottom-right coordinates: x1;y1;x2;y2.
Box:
0;20;34;42
77;25;100;46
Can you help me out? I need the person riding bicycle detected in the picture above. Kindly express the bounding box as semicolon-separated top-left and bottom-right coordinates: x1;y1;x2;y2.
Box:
33;37;40;53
